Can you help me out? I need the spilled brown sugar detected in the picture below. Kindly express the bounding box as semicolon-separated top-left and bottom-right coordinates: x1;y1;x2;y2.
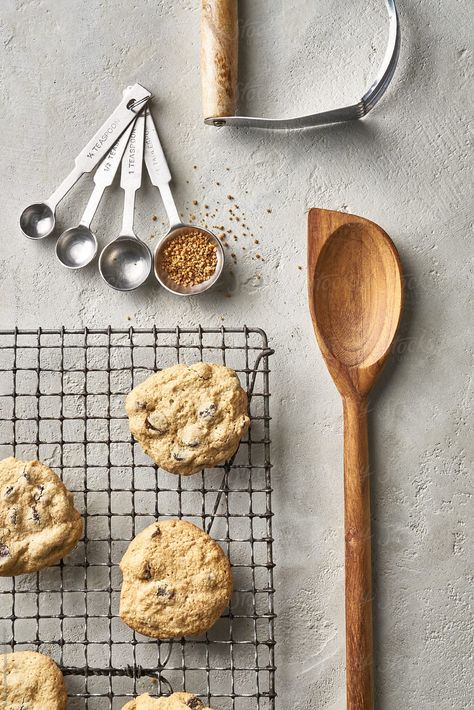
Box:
161;231;218;287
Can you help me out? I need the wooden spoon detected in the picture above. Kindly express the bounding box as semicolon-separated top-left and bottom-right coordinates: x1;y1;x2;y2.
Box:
308;208;403;710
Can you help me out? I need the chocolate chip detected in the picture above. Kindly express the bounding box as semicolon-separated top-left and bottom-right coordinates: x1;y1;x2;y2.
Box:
34;485;44;502
4;485;14;498
198;403;217;419
142;562;152;580
151;525;161;538
31;507;40;523
0;544;9;557
172;451;186;461
20;467;30;482
156;584;175;599
186;698;204;709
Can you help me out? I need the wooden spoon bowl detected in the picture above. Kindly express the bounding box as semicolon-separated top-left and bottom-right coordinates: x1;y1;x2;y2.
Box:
310;214;403;397
308;208;403;710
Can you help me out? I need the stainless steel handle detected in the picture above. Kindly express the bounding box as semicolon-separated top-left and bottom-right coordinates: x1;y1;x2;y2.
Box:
46;84;150;209
144;108;181;229
94;122;136;189
120;110;146;237
80;123;136;229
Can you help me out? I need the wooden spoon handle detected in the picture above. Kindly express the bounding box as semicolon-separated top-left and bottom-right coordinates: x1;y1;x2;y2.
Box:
201;0;239;119
343;396;374;710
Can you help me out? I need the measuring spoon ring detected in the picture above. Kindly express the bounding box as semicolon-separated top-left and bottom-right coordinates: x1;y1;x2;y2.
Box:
56;121;136;269
99;109;152;291
144;108;224;295
20;83;151;241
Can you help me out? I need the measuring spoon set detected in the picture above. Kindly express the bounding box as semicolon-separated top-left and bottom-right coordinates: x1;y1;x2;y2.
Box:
20;84;223;293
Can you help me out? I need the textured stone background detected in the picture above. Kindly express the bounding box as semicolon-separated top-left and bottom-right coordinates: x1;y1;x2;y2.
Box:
1;1;473;708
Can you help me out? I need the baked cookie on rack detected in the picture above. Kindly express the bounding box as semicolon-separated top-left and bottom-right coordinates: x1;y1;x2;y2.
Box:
119;519;232;638
0;456;83;576
0;650;67;709
123;692;212;709
125;362;250;475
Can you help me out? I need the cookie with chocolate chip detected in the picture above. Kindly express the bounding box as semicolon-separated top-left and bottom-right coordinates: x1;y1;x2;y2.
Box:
125;363;250;475
0;651;67;709
119;519;232;639
0;457;83;576
123;692;212;709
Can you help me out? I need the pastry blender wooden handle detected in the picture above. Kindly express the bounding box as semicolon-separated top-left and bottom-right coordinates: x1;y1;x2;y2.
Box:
201;0;239;119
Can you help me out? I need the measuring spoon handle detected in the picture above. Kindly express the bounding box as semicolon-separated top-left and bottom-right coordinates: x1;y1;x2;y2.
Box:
80;122;137;229
95;121;136;189
120;110;146;236
46;84;150;210
144;108;181;228
77;84;149;174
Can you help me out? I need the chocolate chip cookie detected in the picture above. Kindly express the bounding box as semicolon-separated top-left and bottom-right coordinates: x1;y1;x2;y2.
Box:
0;651;67;709
125;362;250;475
123;692;212;709
119;519;232;638
0;457;83;576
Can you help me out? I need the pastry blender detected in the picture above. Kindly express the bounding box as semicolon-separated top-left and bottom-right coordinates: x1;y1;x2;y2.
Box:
201;0;400;129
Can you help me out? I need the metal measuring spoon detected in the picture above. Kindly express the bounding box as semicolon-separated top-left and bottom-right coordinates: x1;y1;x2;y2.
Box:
98;109;151;291
144;108;224;295
19;83;151;241
56;122;135;269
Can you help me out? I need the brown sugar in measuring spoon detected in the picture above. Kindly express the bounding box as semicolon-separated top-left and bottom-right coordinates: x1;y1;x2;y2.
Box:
144;108;224;295
308;209;403;710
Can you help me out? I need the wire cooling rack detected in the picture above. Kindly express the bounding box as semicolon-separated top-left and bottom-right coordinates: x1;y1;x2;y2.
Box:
0;327;276;709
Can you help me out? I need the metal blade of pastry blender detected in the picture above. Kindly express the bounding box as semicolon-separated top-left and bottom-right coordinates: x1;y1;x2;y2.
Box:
202;0;400;129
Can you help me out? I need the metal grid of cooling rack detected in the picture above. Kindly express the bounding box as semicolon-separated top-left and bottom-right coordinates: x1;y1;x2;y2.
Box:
0;327;276;709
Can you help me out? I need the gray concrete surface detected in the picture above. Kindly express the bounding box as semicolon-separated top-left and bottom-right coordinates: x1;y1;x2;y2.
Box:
1;0;473;708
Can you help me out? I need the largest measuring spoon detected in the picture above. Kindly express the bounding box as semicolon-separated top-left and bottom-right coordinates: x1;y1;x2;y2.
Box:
19;83;150;241
144;108;224;295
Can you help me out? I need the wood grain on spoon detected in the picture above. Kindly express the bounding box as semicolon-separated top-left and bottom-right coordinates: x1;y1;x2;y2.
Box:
308;208;403;710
